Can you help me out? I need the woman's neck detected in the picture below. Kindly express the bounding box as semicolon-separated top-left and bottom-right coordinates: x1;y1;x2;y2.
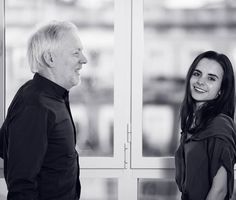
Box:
195;102;204;110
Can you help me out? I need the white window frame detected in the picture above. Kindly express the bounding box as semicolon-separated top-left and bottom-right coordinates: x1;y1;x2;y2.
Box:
80;0;131;169
131;0;175;169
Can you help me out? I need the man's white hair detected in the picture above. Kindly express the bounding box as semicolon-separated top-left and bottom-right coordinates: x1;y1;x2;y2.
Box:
27;20;78;73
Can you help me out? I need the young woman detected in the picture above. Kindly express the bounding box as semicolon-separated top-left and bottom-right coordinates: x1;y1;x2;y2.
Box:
175;51;236;200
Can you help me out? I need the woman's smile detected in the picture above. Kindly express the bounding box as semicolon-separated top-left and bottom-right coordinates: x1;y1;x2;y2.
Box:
193;85;207;93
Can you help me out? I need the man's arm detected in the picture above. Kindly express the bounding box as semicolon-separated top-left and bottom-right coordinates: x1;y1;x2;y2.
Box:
7;106;48;200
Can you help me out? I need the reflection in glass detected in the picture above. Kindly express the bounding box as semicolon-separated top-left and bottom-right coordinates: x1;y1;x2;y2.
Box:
80;178;118;200
72;104;114;156
143;105;176;156
138;178;180;200
5;0;114;157
143;0;236;157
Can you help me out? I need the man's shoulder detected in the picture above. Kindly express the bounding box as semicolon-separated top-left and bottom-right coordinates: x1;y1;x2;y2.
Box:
19;80;44;106
9;79;48;112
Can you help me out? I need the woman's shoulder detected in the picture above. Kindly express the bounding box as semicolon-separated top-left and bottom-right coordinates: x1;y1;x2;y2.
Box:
195;113;236;142
213;113;234;123
208;113;235;131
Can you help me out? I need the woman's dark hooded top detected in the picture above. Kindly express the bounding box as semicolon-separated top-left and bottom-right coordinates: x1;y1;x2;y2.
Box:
175;113;236;200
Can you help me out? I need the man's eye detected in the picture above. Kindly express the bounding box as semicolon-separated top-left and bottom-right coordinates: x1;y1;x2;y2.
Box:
73;51;80;56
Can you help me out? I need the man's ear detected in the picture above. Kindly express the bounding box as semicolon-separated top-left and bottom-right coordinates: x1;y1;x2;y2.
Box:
42;51;54;68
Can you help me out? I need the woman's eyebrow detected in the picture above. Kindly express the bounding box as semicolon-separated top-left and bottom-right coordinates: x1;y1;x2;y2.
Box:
193;69;201;73
208;73;219;79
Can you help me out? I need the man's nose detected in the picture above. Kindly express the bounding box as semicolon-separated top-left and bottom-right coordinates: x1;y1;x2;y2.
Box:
80;53;87;64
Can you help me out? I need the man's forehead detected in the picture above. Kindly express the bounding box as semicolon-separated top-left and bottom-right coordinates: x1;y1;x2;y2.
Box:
61;32;82;46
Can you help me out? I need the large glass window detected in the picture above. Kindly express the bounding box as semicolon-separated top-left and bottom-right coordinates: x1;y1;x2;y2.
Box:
5;0;114;157
142;0;236;158
131;0;236;169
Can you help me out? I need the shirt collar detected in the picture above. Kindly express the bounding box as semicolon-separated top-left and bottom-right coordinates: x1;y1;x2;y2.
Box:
33;73;69;100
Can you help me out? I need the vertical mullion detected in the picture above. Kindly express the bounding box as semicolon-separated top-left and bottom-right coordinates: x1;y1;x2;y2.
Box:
131;0;144;168
0;0;5;170
0;0;5;124
114;0;132;169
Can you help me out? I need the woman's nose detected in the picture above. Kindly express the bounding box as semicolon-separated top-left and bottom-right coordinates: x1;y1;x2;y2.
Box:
196;77;205;85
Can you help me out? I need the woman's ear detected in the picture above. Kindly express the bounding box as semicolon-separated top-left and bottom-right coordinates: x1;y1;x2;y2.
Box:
216;90;221;98
42;50;54;68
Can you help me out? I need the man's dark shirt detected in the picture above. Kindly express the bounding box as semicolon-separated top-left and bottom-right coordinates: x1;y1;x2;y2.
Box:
0;73;80;200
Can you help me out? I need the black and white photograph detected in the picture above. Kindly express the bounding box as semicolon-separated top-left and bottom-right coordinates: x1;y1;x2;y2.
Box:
0;0;236;199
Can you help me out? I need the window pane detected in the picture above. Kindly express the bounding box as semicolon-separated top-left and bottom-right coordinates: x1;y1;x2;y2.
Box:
138;178;236;200
142;105;180;157
5;0;114;157
143;0;236;157
138;178;180;200
80;178;118;200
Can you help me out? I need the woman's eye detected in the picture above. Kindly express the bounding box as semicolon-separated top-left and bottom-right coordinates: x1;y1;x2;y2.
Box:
208;77;216;81
192;71;200;77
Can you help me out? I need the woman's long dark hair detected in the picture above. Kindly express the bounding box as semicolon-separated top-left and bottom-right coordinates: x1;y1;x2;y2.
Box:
180;50;235;133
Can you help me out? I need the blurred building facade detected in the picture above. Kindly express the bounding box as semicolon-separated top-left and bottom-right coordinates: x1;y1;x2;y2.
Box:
0;0;236;199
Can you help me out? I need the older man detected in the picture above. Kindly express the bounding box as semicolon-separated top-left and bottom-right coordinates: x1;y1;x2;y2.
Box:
0;20;87;200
